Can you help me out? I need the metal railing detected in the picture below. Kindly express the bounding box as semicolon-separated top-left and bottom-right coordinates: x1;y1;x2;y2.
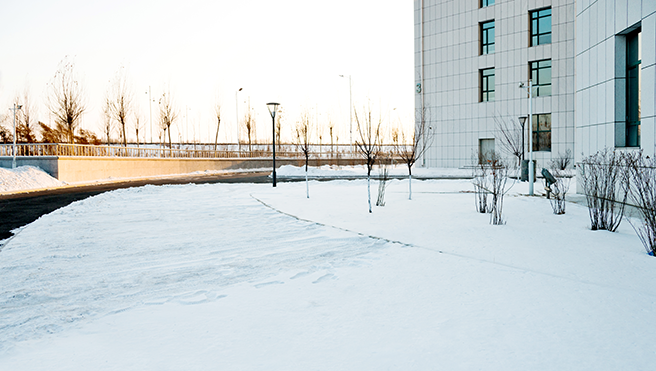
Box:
0;143;400;160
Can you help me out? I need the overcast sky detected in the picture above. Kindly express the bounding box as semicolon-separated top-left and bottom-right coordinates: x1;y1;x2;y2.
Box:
0;0;413;144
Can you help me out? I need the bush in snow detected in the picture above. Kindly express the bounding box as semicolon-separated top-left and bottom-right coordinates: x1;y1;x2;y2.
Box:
472;153;491;214
376;159;390;207
624;151;656;256
579;148;629;232
547;149;572;215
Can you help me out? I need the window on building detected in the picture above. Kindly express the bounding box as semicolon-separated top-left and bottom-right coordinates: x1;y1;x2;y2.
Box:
532;113;551;152
479;138;495;164
530;8;552;46
530;59;551;96
626;28;641;147
481;0;495;7
480;20;495;55
480;68;495;102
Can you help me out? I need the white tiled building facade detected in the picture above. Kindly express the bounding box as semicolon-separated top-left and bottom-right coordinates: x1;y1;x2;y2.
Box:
415;0;655;169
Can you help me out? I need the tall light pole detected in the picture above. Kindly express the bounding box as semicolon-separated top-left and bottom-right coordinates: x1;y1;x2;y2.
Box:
520;80;536;195
235;88;243;154
267;102;280;188
9;103;22;169
339;74;352;148
146;86;153;144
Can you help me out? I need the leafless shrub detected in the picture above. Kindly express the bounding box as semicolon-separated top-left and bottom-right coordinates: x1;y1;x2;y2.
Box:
547;149;572;215
625;151;656;255
472;151;511;225
472;152;491;214
579;148;629;231
488;152;509;225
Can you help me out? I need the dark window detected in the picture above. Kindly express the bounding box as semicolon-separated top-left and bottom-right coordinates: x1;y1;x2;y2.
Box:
530;59;552;96
481;21;495;55
481;0;495;7
530;8;552;46
481;68;495;102
532;114;551;152
626;28;641;147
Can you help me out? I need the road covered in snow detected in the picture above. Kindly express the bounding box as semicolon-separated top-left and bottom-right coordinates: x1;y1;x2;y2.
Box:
1;172;655;370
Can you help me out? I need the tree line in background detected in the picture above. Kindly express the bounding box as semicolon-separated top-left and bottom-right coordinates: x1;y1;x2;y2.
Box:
1;58;415;153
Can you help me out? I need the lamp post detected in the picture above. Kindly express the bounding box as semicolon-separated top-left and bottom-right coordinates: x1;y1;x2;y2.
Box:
519;80;536;195
9;103;22;169
518;116;527;162
267;102;280;187
339;74;352;149
235;88;243;154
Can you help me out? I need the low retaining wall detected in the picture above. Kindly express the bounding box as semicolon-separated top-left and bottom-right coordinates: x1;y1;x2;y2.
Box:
0;156;364;183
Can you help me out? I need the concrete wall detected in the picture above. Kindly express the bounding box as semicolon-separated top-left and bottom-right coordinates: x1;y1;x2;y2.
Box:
0;156;364;183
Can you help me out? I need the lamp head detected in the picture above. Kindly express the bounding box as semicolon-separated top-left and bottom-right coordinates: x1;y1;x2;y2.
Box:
267;102;280;118
518;116;527;125
518;82;525;88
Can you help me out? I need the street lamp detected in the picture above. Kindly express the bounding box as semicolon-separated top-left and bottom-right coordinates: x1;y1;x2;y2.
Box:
9;103;22;169
519;81;536;195
235;88;243;154
518;116;527;162
339;74;352;148
267;102;280;188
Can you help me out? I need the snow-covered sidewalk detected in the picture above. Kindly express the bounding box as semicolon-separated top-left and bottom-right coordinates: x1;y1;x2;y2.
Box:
1;177;654;370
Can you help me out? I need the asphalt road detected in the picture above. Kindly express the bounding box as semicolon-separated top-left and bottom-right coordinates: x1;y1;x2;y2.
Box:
0;172;271;240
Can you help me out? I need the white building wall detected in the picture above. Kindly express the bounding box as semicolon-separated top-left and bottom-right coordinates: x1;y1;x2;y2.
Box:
415;0;576;169
576;0;656;161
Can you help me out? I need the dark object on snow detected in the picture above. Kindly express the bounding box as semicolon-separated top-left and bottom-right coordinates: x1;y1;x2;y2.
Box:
542;168;557;199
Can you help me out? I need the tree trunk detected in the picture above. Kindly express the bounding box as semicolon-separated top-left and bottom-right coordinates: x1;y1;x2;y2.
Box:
367;176;372;213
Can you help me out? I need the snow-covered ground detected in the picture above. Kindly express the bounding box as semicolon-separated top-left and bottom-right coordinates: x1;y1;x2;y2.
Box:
1;169;655;370
0;166;66;193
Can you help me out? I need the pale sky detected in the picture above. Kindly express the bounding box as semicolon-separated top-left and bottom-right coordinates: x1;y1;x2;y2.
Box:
0;0;413;144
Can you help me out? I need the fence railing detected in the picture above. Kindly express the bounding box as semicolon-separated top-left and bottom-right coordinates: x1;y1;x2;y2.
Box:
0;143;399;160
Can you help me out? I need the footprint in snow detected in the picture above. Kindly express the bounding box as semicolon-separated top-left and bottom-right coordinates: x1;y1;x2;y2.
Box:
254;281;285;289
312;273;336;284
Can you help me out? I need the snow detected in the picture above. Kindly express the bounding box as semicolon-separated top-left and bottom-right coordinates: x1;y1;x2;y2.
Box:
276;164;473;179
1;169;655;370
0;166;66;193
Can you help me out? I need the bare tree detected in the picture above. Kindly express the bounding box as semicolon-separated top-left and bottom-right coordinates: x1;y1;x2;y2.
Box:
328;118;335;157
394;106;432;200
488;152;510;225
294;110;312;198
134;113;143;148
494;115;524;168
275;107;283;153
242;102;256;154
0;114;12;143
101;95;113;146
47;59;86;143
354;106;382;213
109;69;132;147
159;92;177;150
14;89;38;142
214;101;222;151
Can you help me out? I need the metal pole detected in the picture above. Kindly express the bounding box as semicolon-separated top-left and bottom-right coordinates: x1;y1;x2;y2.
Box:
236;88;242;154
12;103;17;169
148;86;152;144
528;80;534;196
272;110;276;187
349;75;352;147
